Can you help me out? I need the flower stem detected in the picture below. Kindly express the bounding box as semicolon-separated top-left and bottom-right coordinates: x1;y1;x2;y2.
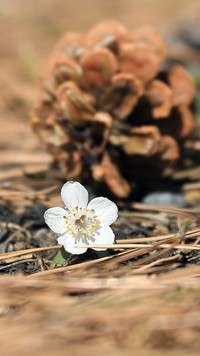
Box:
50;246;71;268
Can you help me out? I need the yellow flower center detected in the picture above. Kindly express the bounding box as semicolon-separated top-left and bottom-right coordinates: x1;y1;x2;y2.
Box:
65;207;100;237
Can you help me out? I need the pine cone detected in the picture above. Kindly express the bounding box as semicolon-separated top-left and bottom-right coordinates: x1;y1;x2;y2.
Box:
31;20;196;198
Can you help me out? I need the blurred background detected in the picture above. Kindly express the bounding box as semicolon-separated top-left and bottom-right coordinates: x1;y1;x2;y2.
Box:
0;2;199;113
0;0;199;190
0;0;200;82
0;0;200;150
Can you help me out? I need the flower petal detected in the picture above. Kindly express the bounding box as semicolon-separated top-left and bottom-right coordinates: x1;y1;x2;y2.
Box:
58;231;88;255
89;224;115;251
57;234;66;245
61;181;88;210
88;197;118;225
44;207;67;234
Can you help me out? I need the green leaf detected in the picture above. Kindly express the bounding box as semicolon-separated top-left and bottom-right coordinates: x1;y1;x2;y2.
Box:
94;250;111;258
50;246;71;269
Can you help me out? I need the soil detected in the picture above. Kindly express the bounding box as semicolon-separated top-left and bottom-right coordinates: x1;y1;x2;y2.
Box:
0;1;200;355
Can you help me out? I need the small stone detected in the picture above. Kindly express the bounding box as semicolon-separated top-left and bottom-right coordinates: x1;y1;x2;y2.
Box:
142;191;187;208
22;203;46;226
0;227;8;242
0;205;21;224
30;228;56;247
5;243;14;252
14;242;27;250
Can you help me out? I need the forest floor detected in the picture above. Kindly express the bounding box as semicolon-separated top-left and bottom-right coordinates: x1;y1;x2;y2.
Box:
0;1;200;355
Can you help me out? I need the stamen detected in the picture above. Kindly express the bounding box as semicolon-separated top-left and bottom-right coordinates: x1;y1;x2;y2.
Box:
65;207;100;237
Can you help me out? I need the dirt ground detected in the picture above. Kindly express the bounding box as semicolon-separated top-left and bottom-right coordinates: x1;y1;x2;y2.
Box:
0;0;200;355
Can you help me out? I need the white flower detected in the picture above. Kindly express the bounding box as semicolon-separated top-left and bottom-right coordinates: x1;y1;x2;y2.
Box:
44;181;118;254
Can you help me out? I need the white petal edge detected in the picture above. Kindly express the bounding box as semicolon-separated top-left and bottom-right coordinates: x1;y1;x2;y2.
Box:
89;224;115;251
59;231;87;255
44;207;67;234
57;234;66;245
88;197;118;225
61;181;88;210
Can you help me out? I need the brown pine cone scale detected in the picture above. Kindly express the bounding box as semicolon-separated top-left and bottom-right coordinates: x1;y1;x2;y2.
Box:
31;20;196;198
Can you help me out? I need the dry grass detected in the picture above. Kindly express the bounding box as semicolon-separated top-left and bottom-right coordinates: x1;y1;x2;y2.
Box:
0;206;199;355
0;267;200;356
